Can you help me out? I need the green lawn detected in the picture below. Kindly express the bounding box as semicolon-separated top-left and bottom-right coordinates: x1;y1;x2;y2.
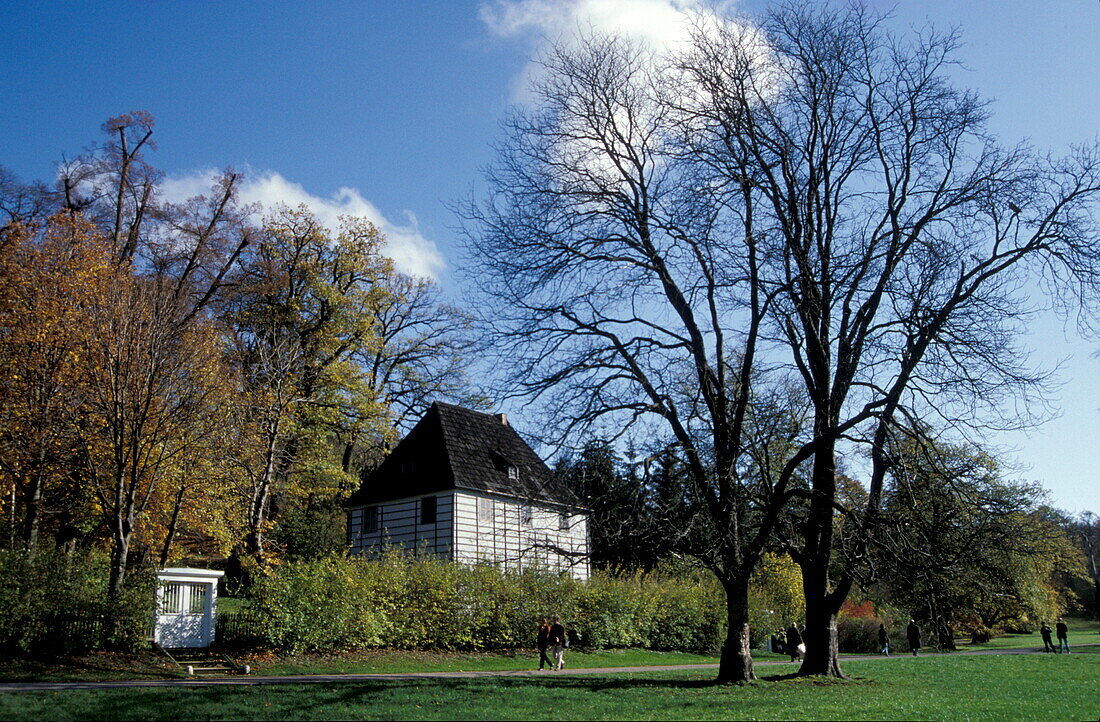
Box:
961;616;1100;651
2;651;1096;721
251;648;730;676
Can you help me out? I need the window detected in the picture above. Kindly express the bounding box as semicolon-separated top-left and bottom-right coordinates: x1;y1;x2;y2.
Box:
521;504;533;526
559;512;570;531
187;584;207;614
365;506;379;533
161;582;206;614
161;583;183;614
477;497;493;523
421;496;437;525
507;465;519;479
401;460;415;475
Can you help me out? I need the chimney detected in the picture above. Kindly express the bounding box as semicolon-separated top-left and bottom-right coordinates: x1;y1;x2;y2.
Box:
497;413;509;426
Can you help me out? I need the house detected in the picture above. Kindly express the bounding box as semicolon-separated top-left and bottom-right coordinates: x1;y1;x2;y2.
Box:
345;402;590;580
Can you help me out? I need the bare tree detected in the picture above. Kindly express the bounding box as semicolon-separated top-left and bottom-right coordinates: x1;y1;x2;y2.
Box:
679;3;1100;676
357;273;485;444
468;3;1100;682
464;32;805;683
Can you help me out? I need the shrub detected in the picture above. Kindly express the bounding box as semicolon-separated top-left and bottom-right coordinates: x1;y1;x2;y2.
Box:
233;553;836;655
836;615;882;654
248;555;384;653
0;547;154;655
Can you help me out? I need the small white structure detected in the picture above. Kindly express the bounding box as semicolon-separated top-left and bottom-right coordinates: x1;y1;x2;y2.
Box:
346;403;590;579
154;568;224;649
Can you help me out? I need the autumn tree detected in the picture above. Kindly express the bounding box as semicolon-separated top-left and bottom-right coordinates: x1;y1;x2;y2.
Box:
78;270;230;598
0;214;112;552
52;113;253;592
872;435;1082;647
224;206;393;565
1069;512;1100;620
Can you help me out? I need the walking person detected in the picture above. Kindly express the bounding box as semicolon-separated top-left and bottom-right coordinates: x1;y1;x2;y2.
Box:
878;623;890;656
786;622;803;663
906;619;922;656
1040;622;1057;653
1056;618;1070;653
548;617;567;670
536;619;552;670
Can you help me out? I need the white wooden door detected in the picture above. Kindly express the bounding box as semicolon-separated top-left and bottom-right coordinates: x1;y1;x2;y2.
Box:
156;581;210;648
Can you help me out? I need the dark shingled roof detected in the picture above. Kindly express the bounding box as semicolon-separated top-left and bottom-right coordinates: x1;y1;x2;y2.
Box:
346;402;580;508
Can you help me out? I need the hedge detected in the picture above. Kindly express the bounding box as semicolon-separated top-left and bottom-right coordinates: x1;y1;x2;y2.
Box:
232;553;740;654
0;548;154;655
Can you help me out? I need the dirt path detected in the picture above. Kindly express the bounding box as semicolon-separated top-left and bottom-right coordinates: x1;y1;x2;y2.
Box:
0;644;1094;692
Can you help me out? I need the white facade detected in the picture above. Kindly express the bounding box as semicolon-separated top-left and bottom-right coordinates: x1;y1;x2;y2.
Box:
348;491;589;580
154;567;224;649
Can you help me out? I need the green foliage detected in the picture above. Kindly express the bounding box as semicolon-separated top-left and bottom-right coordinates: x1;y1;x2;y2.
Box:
234;553;810;655
0;548;154;654
270;500;348;561
248;555;385;653
877;435;1086;638
835;616;882;654
748;553;804;645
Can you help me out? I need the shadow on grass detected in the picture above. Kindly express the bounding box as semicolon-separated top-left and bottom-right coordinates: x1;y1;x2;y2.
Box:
0;653;181;683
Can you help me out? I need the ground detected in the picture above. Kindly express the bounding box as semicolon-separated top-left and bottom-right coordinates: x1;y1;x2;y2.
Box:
0;619;1096;720
0;652;1096;721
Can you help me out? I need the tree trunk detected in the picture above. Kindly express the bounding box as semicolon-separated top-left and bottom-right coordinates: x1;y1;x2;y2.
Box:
108;526;130;601
159;484;186;566
22;444;50;554
716;578;755;684
798;436;847;677
799;568;846;677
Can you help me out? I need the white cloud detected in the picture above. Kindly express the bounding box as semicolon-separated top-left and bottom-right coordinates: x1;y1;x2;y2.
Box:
161;169;446;279
479;0;742;100
481;0;704;47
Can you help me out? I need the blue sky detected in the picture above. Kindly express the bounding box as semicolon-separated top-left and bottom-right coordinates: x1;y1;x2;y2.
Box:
2;0;1098;512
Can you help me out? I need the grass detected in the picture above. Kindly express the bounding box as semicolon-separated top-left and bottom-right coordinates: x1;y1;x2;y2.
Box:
1;651;1096;720
246;648;731;676
960;615;1100;651
0;651;184;683
0;615;1091;683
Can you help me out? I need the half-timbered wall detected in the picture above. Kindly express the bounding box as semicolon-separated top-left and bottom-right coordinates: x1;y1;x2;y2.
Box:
347;492;453;558
452;491;589;580
347;491;589;580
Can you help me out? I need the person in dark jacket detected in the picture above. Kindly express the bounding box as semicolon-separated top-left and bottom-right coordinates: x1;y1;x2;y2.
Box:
786;623;803;663
536;619;552;670
548;617;567;670
1056;618;1070;653
878;623;890;656
906;620;922;656
1040;622;1057;653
